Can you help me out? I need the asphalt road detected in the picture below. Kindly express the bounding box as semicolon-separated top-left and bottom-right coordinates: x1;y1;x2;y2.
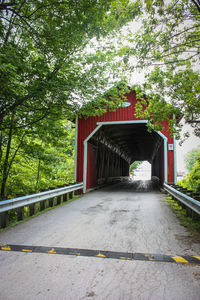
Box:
0;181;200;300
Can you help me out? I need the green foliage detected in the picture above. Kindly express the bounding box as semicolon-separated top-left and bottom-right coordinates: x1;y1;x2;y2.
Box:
130;161;142;172
0;0;139;127
78;80;131;117
180;158;200;192
167;196;200;234
118;0;200;137
133;66;200;137
0;119;75;199
0;1;140;199
179;147;200;192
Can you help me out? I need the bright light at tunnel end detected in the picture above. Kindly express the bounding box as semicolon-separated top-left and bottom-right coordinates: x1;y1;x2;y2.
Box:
130;161;151;181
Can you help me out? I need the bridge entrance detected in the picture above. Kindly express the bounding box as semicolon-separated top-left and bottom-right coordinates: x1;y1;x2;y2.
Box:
75;90;176;193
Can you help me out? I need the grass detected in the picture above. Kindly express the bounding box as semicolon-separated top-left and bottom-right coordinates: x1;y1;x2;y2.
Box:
166;195;200;236
0;195;81;232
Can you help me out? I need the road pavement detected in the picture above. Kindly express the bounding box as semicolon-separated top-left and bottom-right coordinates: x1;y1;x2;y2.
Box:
0;181;200;300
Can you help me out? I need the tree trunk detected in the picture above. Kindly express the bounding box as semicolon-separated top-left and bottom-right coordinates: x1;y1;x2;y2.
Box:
0;113;14;200
35;159;41;191
0;131;2;162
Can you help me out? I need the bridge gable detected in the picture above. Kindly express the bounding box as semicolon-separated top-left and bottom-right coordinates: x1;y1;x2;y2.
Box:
75;90;175;192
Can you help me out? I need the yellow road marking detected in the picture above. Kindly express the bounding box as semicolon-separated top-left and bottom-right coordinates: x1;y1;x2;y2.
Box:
48;248;56;254
96;253;106;258
172;256;189;263
1;244;199;264
1;246;11;251
193;256;200;261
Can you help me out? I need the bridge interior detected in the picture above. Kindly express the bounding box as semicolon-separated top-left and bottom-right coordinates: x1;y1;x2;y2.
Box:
87;123;164;188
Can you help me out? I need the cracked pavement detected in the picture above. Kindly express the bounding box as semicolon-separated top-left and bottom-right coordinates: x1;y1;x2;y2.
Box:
0;181;200;300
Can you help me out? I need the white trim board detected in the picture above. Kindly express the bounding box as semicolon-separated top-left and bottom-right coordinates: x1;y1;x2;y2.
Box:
97;120;148;125
83;124;102;193
173;114;177;184
173;134;177;184
83;120;168;192
74;117;78;183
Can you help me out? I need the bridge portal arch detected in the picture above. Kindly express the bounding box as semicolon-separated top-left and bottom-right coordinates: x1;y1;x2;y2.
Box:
75;90;176;193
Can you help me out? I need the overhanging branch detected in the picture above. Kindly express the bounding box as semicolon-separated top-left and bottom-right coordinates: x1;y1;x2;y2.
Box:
0;1;15;11
188;120;200;123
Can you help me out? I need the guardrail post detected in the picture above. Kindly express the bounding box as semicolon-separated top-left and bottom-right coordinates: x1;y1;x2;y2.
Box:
56;185;66;205
49;197;54;207
69;191;74;199
56;195;62;205
0;212;9;228
74;190;79;196
17;207;24;221
48;187;56;207
29;203;36;216
40;200;46;211
40;189;49;210
184;191;193;216
63;193;68;202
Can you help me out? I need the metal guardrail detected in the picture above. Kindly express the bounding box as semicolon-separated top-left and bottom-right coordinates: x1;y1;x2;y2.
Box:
163;183;200;215
0;183;83;214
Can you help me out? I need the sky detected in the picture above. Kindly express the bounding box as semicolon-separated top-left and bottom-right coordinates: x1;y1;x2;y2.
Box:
176;123;200;173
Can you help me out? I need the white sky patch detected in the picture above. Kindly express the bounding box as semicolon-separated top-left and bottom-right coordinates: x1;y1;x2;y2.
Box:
176;122;200;173
132;161;151;180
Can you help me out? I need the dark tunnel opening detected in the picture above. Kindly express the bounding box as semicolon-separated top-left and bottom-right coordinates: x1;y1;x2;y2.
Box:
86;123;165;189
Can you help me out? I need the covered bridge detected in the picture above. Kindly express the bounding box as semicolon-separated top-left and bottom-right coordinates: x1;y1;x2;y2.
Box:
74;90;176;193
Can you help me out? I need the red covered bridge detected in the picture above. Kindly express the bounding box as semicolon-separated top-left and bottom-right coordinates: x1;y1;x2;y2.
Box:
74;90;177;193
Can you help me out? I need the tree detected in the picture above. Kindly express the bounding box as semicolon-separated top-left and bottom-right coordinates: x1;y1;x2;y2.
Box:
0;0;139;128
130;161;142;172
179;146;200;191
0;118;75;198
118;0;200;137
0;0;141;199
180;159;200;191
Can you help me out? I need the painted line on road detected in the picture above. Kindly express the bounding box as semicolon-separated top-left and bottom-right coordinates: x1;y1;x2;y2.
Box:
0;244;200;264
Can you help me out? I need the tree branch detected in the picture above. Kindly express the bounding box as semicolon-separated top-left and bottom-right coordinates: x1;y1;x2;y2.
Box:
188;120;200;123
0;1;15;10
8;7;39;35
7;131;27;177
140;53;199;67
0;67;61;124
169;25;200;40
191;0;200;13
